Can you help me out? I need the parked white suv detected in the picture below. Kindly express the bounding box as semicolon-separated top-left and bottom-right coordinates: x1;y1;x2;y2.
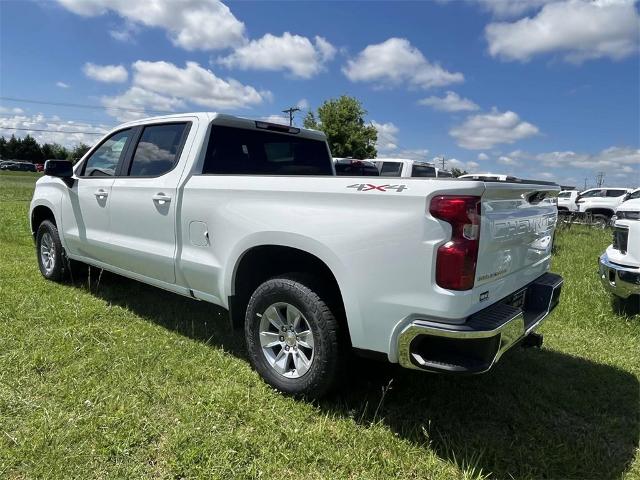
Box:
30;113;563;396
557;190;579;212
599;194;640;307
575;187;634;225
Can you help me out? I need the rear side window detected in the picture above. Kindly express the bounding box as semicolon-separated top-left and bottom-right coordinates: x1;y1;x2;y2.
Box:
128;123;189;177
437;170;453;178
82;129;132;177
202;126;332;175
378;161;403;176
605;189;627;197
411;163;436;177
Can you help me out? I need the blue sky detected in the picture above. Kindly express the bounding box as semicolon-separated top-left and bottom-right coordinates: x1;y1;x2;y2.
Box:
1;0;638;187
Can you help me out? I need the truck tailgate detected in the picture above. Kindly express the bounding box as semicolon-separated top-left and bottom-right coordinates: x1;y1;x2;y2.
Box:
475;182;559;287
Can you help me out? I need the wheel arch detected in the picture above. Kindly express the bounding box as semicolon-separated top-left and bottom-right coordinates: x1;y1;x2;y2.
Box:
227;240;355;346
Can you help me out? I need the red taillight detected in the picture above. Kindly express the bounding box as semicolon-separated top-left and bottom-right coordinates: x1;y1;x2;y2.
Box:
429;195;481;291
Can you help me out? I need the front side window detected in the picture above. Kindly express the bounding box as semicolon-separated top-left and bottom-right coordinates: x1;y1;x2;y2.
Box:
579;189;604;198
128;123;189;177
82;129;132;177
378;162;403;176
202;126;332;175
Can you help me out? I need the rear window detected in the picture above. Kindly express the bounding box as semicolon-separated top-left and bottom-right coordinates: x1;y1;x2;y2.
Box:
377;161;403;176
202;126;332;175
411;163;436;177
334;160;379;176
605;189;627;197
558;191;572;198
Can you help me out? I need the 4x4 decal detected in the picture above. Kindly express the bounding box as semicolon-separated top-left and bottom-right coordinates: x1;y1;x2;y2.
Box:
347;183;408;192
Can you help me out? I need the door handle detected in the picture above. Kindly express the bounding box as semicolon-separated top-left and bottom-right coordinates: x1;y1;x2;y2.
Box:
152;193;172;205
94;189;108;199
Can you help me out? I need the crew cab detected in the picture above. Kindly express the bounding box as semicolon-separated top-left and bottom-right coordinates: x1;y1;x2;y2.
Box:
30;113;563;397
599;195;640;307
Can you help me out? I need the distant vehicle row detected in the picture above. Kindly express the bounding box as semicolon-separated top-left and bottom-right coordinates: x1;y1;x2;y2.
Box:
333;158;453;178
0;160;43;172
557;187;638;225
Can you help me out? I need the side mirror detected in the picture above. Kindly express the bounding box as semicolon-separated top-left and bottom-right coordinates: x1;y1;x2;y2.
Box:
44;160;74;186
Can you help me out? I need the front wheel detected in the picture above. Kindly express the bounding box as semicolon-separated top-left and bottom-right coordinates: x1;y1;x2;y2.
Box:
36;220;66;281
244;275;344;397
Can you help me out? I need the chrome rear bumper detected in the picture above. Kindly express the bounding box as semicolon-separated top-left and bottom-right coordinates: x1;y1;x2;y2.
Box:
397;272;563;374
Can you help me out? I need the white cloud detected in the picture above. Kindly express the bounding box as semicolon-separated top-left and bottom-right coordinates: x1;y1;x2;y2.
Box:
0;106;24;114
497;154;522;166
418;91;479;112
443;158;480;172
101;86;185;122
343;38;464;89
56;81;70;88
449;107;539;149
0;113;110;147
218;33;335;78
101;60;270;121
485;0;640;63
83;63;128;83
296;98;309;110
372;121;400;152
58;0;246;51
476;0;552;17
535;146;640;170
477;152;489;160
260;115;290;125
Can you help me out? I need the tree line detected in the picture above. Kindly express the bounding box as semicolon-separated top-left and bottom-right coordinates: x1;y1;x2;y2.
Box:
0;134;91;164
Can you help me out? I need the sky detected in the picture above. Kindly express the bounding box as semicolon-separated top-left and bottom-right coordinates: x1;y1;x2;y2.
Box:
0;0;638;188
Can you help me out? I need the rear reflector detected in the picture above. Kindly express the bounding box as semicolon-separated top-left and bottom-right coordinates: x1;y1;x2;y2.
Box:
430;196;481;290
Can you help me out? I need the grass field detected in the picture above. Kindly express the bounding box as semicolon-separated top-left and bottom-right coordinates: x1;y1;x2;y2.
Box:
1;171;639;479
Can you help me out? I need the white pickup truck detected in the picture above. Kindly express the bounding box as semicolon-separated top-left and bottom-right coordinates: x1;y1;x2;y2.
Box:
30;112;563;396
599;192;640;307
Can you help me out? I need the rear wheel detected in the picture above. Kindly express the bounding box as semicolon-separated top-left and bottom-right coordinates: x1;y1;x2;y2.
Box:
244;275;344;397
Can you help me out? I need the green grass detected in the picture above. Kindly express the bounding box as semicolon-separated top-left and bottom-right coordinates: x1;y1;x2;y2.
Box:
1;171;639;479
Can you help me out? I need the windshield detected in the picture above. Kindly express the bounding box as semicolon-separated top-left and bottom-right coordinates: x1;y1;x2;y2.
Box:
627;190;640;201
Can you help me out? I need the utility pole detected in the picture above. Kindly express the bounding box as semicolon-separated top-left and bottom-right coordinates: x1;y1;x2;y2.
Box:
596;171;605;188
282;106;300;126
439;155;446;170
584;177;588;190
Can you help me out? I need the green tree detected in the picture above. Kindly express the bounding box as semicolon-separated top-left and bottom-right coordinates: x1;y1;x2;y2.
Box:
42;142;69;160
68;143;90;164
15;135;43;162
303;96;377;159
450;167;468;178
6;135;21;160
0;137;6;159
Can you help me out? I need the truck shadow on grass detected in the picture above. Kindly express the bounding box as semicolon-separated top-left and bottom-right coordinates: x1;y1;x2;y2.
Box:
82;271;639;480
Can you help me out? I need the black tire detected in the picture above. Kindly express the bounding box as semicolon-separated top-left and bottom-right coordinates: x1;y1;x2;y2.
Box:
592;214;609;229
36;220;67;281
244;274;344;398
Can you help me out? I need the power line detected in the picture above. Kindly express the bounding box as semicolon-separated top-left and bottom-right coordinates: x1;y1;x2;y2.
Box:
0;127;105;135
0;96;175;115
